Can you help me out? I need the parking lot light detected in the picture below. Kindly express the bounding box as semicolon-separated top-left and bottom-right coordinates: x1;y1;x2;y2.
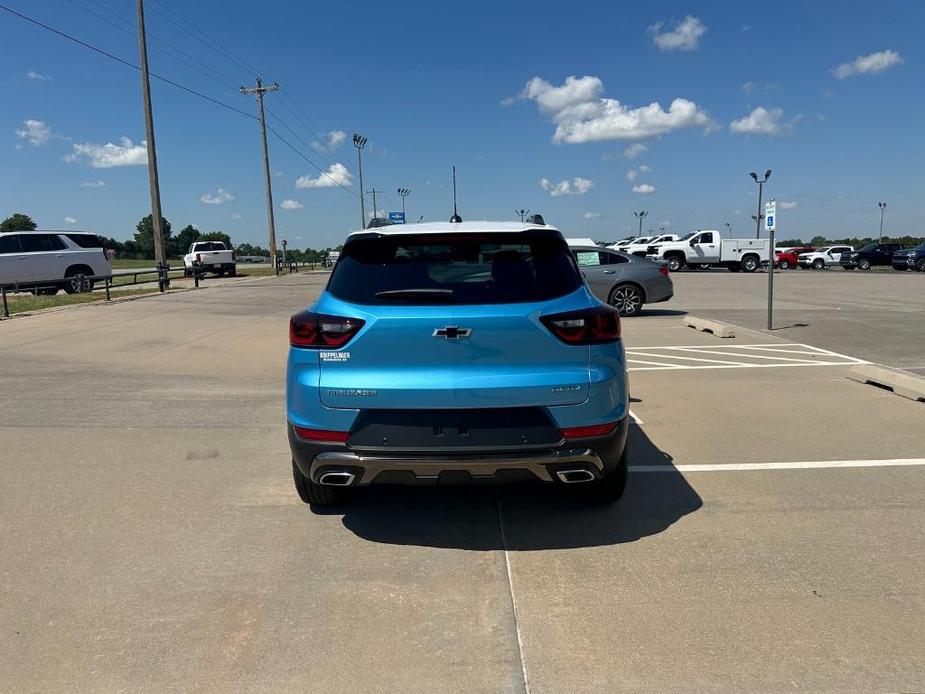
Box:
749;170;772;239
634;210;648;237
878;202;887;243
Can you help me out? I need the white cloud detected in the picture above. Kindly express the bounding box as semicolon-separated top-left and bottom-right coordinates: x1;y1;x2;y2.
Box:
539;176;594;197
648;16;707;51
15;119;51;146
26;70;50;81
281;199;304;210
639;164;651;173
729;107;790;136
326;130;346;148
518;75;713;143
66;137;147;167
780;201;798;210
626;169;639;181
295;162;353;188
834;50;903;79
200;187;234;205
583;212;601;220
231;212;242;220
741;81;756;95
624;143;647;159
80;179;106;188
632;184;656;194
63;216;78;225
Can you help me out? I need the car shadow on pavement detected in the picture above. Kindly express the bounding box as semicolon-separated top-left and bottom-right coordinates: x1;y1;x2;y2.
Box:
326;423;702;551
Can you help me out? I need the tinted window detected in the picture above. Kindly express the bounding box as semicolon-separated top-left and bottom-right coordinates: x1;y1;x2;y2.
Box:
600;252;628;265
329;231;582;305
20;234;66;252
65;234;103;248
194;242;227;251
0;235;22;254
860;243;877;252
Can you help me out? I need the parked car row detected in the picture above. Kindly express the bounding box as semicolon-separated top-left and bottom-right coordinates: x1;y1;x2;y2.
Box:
771;242;925;271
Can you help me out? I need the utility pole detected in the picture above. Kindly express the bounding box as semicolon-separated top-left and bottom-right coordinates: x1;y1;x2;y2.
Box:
877;202;887;243
750;170;772;239
241;78;280;274
136;0;166;286
367;188;382;221
353;134;367;228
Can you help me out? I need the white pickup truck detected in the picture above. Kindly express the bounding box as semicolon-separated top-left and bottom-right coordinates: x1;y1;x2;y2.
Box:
623;233;679;257
183;241;236;277
646;230;771;272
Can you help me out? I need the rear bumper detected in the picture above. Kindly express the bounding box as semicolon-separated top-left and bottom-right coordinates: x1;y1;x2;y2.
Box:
289;415;628;486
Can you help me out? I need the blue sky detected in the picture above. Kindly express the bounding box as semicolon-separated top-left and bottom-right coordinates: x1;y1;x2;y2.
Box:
2;0;922;248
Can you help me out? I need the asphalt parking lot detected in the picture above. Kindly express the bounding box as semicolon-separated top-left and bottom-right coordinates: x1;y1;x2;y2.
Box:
1;271;923;692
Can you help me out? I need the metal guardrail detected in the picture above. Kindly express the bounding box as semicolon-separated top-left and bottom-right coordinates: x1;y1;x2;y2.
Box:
1;261;322;319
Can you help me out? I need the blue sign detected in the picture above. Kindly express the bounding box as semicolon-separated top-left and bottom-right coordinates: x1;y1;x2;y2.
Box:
766;215;774;229
388;211;406;224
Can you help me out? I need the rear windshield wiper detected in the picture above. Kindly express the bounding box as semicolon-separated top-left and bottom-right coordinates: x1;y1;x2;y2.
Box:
374;288;454;301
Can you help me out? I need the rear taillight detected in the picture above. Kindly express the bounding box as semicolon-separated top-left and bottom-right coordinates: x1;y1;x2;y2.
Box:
658;266;670;277
195;253;201;262
293;426;349;443
289;311;365;349
561;422;619;439
540;305;621;345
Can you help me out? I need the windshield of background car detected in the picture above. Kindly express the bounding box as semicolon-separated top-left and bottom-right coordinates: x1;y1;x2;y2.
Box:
328;230;582;305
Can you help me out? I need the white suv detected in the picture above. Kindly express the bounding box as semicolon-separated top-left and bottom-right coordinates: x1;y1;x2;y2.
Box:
0;231;111;294
798;245;853;270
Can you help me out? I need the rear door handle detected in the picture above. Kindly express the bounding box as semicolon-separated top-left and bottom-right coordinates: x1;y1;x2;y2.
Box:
603;270;615;274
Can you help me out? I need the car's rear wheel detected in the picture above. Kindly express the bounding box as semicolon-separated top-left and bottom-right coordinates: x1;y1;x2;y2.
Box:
858;258;871;270
812;258;825;270
609;284;644;317
916;258;925;272
293;460;349;506
63;267;94;294
741;255;759;273
578;449;628;504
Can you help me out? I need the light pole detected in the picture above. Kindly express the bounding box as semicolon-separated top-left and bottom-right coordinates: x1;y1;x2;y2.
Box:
725;222;732;235
634;210;648;237
749;169;771;239
353;134;367;229
515;209;530;222
877;202;887;243
397;188;411;219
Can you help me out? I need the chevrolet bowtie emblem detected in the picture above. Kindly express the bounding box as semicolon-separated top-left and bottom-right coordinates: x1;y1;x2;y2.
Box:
432;326;472;339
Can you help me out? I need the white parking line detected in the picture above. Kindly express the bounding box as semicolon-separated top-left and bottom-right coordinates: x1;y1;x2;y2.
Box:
629;409;643;424
626;342;867;371
630;458;925;472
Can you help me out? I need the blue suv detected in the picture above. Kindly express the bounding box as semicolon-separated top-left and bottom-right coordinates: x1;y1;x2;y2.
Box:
287;222;630;505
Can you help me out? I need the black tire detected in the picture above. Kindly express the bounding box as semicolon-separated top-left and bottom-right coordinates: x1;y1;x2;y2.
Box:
812;258;825;270
741;255;759;273
727;263;741;272
609;283;644;317
916;258;925;272
666;255;684;272
292;460;349;506
63;267;94;294
778;259;790;270
578;448;628;504
858;259;870;270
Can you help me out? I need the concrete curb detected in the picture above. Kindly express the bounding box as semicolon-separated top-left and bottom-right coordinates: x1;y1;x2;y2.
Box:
681;315;736;338
848;364;925;403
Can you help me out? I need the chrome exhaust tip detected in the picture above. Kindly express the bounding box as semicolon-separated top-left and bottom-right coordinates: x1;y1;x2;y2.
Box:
556;469;596;484
317;471;356;486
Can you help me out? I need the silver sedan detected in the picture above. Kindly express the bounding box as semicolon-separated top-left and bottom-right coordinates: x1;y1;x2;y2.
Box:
571;246;674;316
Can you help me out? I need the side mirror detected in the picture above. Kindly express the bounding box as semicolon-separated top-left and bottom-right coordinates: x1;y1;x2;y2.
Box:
689;240;696;247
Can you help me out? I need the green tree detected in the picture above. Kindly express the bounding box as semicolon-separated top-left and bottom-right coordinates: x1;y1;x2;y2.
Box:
199;230;232;247
134;215;172;258
1;212;38;232
777;238;805;246
170;224;200;257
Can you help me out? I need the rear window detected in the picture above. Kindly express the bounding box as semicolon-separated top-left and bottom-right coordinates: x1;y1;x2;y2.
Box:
328;230;583;305
194;242;227;251
65;234;103;248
